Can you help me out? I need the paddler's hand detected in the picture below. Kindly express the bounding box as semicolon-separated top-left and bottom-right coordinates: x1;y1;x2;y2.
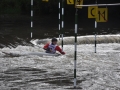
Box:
47;48;53;52
49;49;53;52
61;52;65;55
43;48;47;50
46;48;50;51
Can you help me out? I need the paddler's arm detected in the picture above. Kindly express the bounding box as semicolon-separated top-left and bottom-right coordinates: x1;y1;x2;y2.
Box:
55;46;65;55
43;43;49;50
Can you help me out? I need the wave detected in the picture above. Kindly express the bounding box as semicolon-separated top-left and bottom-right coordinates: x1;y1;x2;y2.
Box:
1;34;120;48
0;35;33;48
32;34;120;45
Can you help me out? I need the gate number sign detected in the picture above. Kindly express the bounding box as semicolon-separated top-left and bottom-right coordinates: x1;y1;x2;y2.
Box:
88;6;98;18
88;7;108;22
96;8;108;22
67;0;74;4
75;0;83;9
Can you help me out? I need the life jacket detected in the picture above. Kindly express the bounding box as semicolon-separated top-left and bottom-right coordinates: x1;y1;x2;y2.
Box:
46;43;57;54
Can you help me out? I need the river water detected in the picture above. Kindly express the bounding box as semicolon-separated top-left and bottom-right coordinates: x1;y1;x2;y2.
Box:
0;15;120;90
0;35;120;90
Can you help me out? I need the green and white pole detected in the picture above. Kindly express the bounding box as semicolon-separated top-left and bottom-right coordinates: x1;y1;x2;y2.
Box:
59;0;61;40
31;0;33;38
95;0;97;53
74;8;78;89
61;0;64;50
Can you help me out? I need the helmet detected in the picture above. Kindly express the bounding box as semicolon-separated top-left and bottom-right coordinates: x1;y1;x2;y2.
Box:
51;38;57;42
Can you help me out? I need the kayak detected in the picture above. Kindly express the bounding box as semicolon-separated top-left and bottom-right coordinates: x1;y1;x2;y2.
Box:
2;51;61;57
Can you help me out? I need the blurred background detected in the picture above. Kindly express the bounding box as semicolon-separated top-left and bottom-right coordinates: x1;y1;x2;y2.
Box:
0;0;120;39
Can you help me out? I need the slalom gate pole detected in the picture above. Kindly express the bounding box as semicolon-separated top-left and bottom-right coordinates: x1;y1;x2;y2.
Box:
61;0;64;50
74;8;78;89
31;0;33;38
59;0;61;40
95;0;97;53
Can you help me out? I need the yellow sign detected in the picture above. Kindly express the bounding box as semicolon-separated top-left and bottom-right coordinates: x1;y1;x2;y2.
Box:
75;0;83;9
88;6;98;18
96;8;108;22
67;0;74;4
42;0;48;2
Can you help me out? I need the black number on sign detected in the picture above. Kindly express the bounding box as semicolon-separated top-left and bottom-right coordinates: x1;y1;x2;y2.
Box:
98;11;101;20
69;0;71;3
98;10;106;21
102;11;105;20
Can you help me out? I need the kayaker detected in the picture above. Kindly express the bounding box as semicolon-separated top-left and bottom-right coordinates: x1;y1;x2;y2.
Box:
43;38;65;55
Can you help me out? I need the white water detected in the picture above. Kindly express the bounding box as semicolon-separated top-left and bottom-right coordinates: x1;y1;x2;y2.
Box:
0;35;120;90
32;35;120;45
